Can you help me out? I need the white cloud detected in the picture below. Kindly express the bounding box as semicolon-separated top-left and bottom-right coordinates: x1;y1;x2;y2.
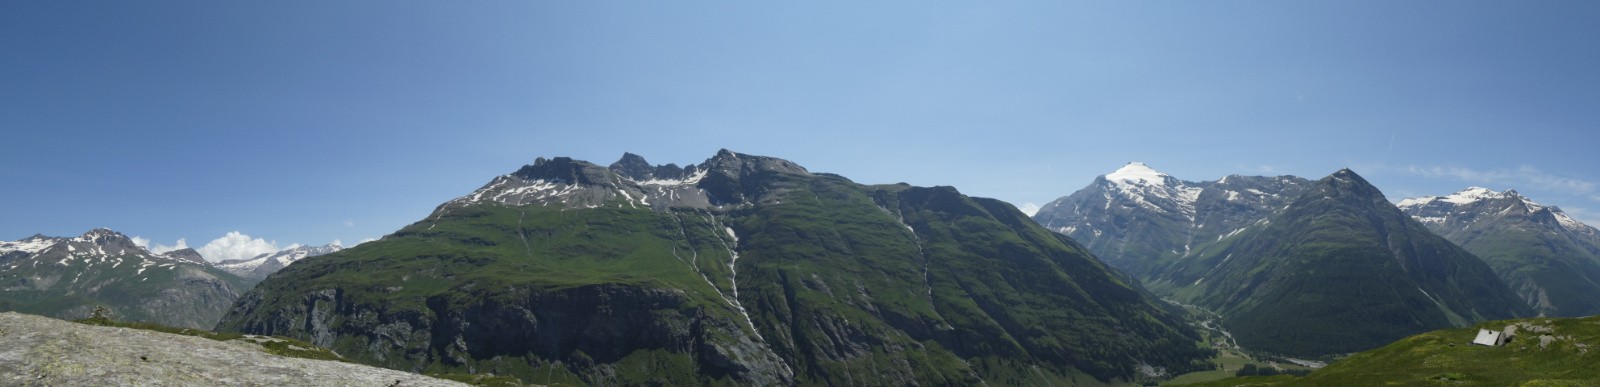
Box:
331;239;344;247
1403;165;1596;196
355;237;378;246
1017;203;1041;217
344;219;354;228
131;236;188;254
196;232;281;263
151;239;188;255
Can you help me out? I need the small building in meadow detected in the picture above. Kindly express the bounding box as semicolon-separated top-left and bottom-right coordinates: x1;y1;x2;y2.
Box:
1472;329;1506;346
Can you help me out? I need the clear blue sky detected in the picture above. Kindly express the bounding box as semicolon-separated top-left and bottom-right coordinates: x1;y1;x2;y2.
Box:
4;1;1598;259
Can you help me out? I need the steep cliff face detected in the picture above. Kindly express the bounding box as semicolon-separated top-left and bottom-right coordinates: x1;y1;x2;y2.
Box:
0;229;246;329
217;150;1212;385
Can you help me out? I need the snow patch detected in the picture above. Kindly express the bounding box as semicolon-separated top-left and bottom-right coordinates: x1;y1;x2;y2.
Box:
638;169;708;186
0;237;56;256
1442;187;1505;204
1105;162;1168;187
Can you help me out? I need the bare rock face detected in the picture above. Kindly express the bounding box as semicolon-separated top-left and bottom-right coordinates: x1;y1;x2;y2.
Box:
0;312;466;386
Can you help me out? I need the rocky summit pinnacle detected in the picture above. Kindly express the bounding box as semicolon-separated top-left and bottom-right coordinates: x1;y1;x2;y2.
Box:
608;152;692;182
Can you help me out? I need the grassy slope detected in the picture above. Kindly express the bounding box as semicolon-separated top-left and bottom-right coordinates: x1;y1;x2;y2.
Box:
226;202;741;386
1177;315;1600;386
1456;226;1600;317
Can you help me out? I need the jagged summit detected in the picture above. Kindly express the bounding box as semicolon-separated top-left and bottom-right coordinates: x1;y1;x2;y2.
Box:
72;228;138;246
437;150;810;214
609;152;693;182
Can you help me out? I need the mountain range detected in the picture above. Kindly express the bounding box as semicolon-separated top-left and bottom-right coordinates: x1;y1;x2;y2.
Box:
215;150;1215;385
0;229;247;329
1034;164;1532;356
1398;187;1600;317
8;154;1598;384
216;243;344;284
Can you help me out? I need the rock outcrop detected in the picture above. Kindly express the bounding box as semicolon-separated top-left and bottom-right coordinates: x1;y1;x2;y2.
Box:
0;312;465;386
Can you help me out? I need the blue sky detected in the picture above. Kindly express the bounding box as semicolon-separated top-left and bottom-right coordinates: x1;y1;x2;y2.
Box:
3;2;1598;260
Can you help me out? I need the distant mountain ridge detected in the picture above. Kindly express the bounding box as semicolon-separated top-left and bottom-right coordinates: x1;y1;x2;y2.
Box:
218;150;1214;385
1399;187;1600;317
0;229;247;329
216;244;343;283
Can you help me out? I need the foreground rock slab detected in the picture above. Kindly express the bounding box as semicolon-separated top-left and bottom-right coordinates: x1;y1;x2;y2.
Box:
0;312;466;386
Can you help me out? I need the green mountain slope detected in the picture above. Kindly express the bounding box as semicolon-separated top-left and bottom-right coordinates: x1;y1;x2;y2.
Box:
1167;169;1528;357
1399;187;1600;317
216;150;1212;385
1181;315;1600;386
0;229;248;329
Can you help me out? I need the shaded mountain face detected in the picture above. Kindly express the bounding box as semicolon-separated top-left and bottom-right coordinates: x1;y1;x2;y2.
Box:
0;229;247;329
1031;162;1310;280
1172;170;1529;356
216;244;343;284
1399;187;1600;317
217;150;1212;385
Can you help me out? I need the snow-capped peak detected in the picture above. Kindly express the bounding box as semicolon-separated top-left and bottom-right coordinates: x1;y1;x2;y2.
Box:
0;235;59;256
1397;187;1513;209
1441;187;1510;204
1099;162;1202;218
1105;162;1170;187
215;243;343;278
1399;187;1598;235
